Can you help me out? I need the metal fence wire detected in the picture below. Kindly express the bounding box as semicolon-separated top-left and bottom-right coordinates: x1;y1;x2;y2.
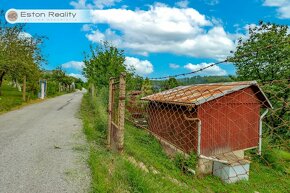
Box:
124;79;289;183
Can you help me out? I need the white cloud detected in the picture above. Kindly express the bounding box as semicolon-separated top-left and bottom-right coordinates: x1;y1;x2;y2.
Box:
175;0;189;8
263;0;290;19
86;28;121;46
81;24;92;31
244;23;257;30
184;62;227;76
263;0;287;6
87;4;236;60
169;63;180;69
124;56;153;75
68;73;87;82
18;32;32;39
93;0;121;9
70;0;121;9
86;29;105;42
62;61;84;71
204;0;219;5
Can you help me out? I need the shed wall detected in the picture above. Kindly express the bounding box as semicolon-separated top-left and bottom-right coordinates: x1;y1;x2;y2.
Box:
147;102;198;153
198;87;261;156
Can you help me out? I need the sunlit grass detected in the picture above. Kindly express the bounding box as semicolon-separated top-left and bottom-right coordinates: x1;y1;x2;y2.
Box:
0;82;24;113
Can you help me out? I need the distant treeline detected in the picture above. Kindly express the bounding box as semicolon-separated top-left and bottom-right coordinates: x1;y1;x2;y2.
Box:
150;76;233;91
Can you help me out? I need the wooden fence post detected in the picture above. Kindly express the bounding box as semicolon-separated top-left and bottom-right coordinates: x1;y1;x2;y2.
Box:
91;83;95;97
117;72;126;152
22;75;26;101
107;78;114;148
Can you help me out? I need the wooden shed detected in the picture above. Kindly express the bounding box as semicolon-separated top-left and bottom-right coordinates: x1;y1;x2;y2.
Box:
141;81;272;157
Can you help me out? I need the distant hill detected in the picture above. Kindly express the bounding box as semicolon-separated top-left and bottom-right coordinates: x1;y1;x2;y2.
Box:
178;75;233;85
151;76;234;91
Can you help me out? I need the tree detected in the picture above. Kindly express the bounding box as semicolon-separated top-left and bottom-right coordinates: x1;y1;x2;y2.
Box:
229;22;290;143
229;21;290;82
163;77;180;90
141;78;153;96
127;74;143;91
0;11;45;97
83;41;126;89
0;21;24;95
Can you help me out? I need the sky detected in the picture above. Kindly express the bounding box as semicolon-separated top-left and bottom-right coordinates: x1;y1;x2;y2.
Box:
1;0;290;80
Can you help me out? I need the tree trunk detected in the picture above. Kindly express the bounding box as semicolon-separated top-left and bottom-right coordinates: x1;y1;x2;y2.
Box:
22;75;26;101
0;71;6;96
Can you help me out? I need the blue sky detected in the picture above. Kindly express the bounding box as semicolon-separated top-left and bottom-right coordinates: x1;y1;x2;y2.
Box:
1;0;290;80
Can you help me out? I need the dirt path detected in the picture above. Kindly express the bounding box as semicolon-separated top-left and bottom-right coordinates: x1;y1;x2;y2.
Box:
0;91;90;193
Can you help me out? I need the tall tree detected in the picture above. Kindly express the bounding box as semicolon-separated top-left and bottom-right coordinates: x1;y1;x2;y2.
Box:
229;22;290;143
0;12;45;96
0;19;24;95
229;21;290;82
83;41;126;89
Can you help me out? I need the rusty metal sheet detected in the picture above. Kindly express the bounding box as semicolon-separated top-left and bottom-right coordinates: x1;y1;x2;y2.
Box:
141;81;272;108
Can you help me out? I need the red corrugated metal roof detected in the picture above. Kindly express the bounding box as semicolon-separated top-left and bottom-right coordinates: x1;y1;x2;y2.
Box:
141;81;272;108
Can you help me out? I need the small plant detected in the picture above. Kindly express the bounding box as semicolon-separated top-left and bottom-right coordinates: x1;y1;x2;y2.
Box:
174;152;197;175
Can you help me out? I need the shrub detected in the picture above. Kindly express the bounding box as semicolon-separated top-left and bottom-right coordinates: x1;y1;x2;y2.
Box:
174;152;197;175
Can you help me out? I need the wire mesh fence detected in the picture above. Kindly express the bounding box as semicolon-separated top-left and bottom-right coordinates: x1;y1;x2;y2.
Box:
123;78;289;184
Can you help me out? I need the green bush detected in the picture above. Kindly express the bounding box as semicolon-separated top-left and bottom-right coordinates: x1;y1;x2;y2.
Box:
174;152;197;175
46;81;59;96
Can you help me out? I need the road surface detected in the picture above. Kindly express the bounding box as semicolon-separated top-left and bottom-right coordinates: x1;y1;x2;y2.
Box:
0;91;90;193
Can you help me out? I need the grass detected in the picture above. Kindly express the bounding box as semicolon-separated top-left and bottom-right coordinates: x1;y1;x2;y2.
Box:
81;93;290;193
0;82;28;113
0;81;72;114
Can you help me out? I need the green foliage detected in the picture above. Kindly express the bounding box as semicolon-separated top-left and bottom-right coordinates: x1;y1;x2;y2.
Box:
150;76;232;92
163;77;180;90
141;78;153;96
229;21;290;82
261;81;290;143
127;74;143;91
83;41;127;89
46;81;59;96
179;75;232;85
74;78;85;89
0;11;45;96
174;153;197;175
42;67;84;96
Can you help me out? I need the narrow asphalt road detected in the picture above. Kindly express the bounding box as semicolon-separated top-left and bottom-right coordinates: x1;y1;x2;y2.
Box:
0;91;90;193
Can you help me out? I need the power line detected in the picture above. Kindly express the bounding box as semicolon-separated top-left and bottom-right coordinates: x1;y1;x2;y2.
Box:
149;40;290;80
150;60;228;80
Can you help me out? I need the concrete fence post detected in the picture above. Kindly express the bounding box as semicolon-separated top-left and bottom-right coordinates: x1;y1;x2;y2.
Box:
41;82;45;99
107;78;114;148
117;72;126;152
